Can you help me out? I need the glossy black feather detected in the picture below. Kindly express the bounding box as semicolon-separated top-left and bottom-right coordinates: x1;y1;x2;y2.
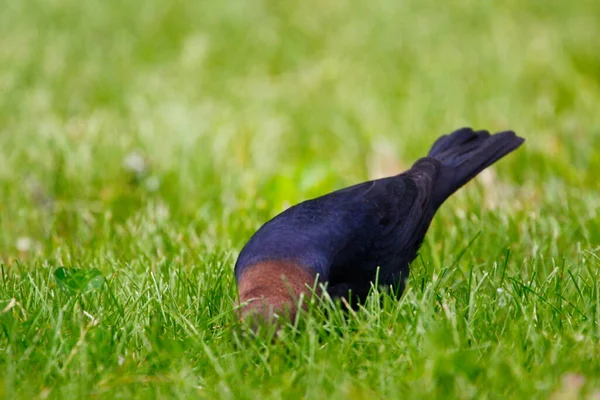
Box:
235;127;524;304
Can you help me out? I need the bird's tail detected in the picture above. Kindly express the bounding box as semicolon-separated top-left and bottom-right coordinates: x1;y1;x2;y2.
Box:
426;127;525;206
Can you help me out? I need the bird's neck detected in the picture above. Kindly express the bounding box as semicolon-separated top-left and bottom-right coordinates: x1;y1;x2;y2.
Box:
237;261;319;323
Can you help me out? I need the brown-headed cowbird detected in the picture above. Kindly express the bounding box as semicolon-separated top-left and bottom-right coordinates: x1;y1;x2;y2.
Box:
235;127;524;324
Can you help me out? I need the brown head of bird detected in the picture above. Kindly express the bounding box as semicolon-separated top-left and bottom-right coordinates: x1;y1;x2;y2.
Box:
236;260;320;327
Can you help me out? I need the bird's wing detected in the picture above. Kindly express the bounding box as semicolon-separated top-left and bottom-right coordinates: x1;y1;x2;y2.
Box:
235;180;383;280
326;163;441;299
235;164;439;291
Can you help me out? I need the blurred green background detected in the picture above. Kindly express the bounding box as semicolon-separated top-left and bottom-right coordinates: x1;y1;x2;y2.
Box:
1;0;600;398
1;0;598;253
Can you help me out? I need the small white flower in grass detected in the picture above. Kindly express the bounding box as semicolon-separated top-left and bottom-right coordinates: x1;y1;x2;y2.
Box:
123;151;147;175
39;388;51;400
118;355;125;366
145;176;160;192
497;288;507;307
156;203;170;221
562;373;586;390
479;169;495;186
16;237;32;252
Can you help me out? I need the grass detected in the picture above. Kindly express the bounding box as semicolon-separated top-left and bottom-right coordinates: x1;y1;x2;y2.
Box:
1;0;600;398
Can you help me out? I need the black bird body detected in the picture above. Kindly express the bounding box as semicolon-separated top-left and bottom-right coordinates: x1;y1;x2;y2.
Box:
235;128;524;322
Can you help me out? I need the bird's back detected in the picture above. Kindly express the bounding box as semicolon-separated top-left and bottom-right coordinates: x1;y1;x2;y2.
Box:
235;178;407;282
235;173;428;306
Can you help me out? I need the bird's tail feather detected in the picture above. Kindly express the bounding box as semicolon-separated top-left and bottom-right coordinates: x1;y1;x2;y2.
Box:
426;127;525;205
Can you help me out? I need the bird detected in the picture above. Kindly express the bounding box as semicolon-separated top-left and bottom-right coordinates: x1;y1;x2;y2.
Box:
234;127;524;324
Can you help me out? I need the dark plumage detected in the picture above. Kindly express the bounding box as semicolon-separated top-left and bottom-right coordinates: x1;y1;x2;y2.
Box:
235;127;524;323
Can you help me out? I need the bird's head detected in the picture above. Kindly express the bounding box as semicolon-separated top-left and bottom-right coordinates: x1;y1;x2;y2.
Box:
236;261;320;327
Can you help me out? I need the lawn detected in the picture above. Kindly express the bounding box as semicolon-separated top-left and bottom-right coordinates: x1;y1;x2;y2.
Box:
1;0;600;398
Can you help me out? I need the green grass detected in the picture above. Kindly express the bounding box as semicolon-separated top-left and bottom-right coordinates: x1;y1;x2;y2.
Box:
1;0;600;398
